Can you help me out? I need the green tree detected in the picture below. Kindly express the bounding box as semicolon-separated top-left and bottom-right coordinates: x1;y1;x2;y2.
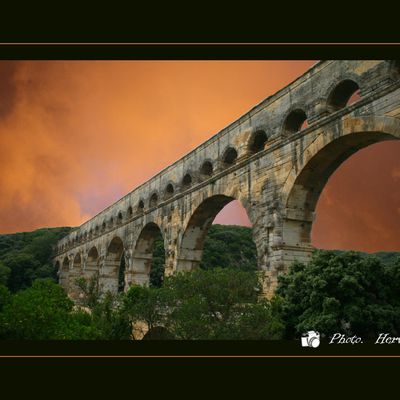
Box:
0;279;74;339
90;291;132;340
150;234;166;288
200;225;257;272
165;268;282;339
0;262;11;286
4;253;40;292
123;268;284;340
277;250;400;339
75;274;102;309
123;285;169;337
0;285;11;313
0;227;73;292
73;274;131;340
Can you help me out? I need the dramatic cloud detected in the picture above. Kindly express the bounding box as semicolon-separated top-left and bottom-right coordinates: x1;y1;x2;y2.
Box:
0;61;399;252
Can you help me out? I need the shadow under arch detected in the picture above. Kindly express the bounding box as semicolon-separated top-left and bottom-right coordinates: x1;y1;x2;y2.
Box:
131;222;165;287
282;116;400;249
103;236;125;293
176;194;255;272
86;246;99;279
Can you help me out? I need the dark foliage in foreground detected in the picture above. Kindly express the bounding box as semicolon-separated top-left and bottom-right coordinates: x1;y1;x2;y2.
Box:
277;250;400;339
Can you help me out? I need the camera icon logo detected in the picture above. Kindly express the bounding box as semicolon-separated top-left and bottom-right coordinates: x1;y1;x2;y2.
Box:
301;330;320;348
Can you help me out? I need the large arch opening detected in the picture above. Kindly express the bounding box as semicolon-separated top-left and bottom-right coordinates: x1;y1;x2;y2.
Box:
86;246;99;280
283;128;400;253
103;236;125;293
72;253;82;274
132;223;166;288
177;195;257;272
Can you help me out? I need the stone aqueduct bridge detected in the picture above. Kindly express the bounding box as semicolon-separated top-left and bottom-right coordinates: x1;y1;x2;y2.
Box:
54;60;400;298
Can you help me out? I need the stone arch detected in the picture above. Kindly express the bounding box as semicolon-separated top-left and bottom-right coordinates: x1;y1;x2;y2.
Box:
164;182;175;199
117;211;123;224
149;192;158;208
222;146;238;166
131;222;165;286
73;252;82;272
282;108;308;135
103;236;125;293
326;79;360;112
127;205;133;217
86;246;99;279
182;173;193;188
176;194;255;272
248;129;268;154
281;116;400;251
138;199;145;213
200;160;213;178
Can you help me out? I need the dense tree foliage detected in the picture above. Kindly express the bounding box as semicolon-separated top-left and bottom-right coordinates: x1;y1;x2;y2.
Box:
124;268;284;340
0;277;131;340
0;225;400;340
199;225;258;271
150;231;166;288
0;285;11;313
0;279;74;339
277;250;400;339
0;227;72;292
74;275;131;340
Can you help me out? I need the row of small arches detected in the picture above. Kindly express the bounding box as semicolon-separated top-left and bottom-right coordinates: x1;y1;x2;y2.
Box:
60;78;363;252
133;79;363;212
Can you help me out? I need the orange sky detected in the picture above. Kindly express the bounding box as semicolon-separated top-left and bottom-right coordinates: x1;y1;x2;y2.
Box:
0;60;399;252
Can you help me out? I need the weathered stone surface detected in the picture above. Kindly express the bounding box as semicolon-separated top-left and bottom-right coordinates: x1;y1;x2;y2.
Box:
53;60;400;298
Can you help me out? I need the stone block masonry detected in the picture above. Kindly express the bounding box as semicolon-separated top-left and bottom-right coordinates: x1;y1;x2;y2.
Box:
54;60;400;299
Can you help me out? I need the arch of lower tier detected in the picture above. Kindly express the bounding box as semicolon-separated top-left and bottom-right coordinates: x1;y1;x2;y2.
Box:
176;191;259;272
